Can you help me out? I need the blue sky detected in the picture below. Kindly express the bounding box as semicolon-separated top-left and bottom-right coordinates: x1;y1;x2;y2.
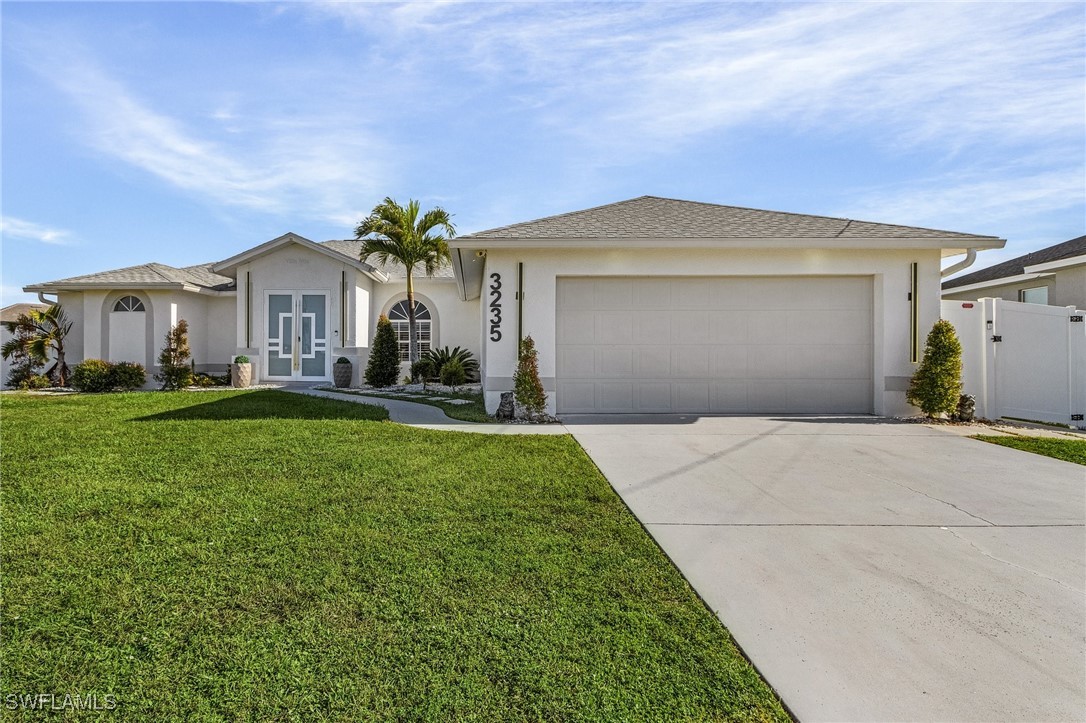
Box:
2;1;1083;305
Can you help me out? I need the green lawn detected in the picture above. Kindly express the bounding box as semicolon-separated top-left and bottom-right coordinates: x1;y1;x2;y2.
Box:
973;434;1086;465
324;387;492;423
1;390;787;721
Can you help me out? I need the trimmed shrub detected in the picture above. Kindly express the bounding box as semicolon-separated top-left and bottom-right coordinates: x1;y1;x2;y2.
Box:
411;358;436;388
72;359;146;392
21;374;51;390
907;319;963;418
365;315;400;388
424;346;479;382
111;361;147;390
439;357;466;388
155;320;193;390
336;356;351;364
71;359;116;393
234;355;250;364
513;335;548;419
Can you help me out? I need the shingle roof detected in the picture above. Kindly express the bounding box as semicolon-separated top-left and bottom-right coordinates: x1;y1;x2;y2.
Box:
29;262;234;291
319;240;455;279
942;234;1086;290
458;195;998;241
1;303;47;322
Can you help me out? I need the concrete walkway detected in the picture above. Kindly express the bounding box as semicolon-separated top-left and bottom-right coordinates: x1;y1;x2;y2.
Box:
565;414;1085;722
282;387;567;435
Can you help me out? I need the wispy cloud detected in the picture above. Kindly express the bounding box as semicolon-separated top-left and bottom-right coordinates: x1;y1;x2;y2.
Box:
0;217;72;245
7;31;390;225
311;2;1084;155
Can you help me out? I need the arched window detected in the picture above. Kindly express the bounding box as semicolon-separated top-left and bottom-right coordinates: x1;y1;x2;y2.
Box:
387;299;431;361
113;295;146;312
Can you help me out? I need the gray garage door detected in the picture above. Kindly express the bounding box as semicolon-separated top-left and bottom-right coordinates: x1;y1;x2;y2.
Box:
556;276;873;414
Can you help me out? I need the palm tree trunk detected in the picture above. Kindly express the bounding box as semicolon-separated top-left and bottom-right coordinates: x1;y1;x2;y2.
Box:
406;272;418;365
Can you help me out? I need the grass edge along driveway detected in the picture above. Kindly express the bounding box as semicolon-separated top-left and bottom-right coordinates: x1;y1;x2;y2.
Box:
1;390;788;721
973;434;1086;465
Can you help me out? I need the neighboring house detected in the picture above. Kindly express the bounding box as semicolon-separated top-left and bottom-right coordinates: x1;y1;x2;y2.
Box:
24;196;1003;416
941;234;1086;308
0;302;48;388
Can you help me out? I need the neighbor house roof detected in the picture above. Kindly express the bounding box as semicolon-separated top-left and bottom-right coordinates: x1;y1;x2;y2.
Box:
25;262;234;294
942;234;1086;290
453;196;1003;244
1;302;47;322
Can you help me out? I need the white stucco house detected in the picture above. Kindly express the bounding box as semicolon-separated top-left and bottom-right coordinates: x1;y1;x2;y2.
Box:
25;196;1003;416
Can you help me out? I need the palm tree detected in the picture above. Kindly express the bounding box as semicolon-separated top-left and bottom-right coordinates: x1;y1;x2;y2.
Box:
20;304;73;386
355;198;455;364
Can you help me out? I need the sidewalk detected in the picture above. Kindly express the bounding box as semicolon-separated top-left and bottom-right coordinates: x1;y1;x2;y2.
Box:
281;387;568;435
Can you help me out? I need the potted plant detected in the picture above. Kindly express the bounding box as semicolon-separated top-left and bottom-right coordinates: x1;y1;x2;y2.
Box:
231;355;252;388
333;356;353;388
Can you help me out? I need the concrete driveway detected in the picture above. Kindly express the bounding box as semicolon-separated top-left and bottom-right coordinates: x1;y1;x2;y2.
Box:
566;415;1085;722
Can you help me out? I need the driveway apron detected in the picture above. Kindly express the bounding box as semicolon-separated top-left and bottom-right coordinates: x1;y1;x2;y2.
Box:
566;415;1085;722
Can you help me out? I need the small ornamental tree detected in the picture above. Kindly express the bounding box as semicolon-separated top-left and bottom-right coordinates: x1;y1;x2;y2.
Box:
513;335;547;419
906;319;963;418
155;319;193;390
365;315;400;388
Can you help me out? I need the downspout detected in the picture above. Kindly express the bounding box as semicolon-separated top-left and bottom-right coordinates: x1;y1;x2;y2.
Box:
37;292;58;305
941;248;978;278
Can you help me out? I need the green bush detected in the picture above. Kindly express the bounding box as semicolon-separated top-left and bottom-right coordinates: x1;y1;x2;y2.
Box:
411;358;436;383
907;319;963;418
111;361;147;390
514;335;548;419
439;357;467;388
233;355;250;364
20;374;51;390
72;359;146;392
424;346;479;382
71;359;116;393
365;315;400;388
336;356;351;364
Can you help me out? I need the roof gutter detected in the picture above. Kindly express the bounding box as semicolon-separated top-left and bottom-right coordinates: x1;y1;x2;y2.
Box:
37;292;57;305
940;248;977;278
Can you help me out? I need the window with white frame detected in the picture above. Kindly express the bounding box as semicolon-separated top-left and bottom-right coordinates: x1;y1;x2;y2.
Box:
113;295;146;312
1019;286;1049;305
387;299;431;361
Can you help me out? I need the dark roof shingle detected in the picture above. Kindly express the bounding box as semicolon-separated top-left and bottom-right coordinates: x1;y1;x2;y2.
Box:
942;234;1086;290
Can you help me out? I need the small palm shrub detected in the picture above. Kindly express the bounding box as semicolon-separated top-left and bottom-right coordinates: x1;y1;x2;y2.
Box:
439;357;467;388
513;335;547;419
424;346;479;382
907;319;963;418
365;315;400;388
155;320;193;390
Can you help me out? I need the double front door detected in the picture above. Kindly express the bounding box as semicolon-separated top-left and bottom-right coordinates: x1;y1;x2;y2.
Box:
266;291;329;381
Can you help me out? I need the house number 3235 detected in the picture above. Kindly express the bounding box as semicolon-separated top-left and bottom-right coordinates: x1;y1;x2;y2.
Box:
489;273;503;341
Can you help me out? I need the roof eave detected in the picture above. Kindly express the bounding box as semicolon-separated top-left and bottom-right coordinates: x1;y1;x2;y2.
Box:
23;282;236;296
941;272;1055;295
1024;253;1086;274
212;232;386;282
449;235;1005;252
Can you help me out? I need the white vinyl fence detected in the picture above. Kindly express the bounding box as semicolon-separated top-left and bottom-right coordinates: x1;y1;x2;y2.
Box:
942;299;1086;428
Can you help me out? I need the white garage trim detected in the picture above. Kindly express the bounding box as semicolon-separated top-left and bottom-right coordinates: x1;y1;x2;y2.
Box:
555;276;874;414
